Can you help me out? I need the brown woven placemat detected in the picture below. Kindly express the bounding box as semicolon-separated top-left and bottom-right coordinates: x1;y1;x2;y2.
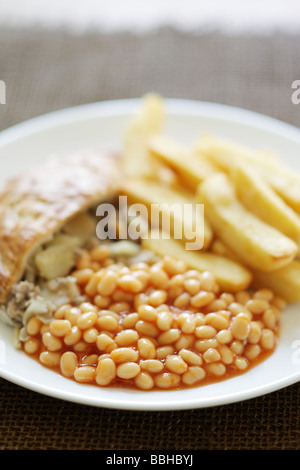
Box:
0;26;300;451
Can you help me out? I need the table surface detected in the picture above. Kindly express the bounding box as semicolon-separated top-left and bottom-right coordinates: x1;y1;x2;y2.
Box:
0;25;300;451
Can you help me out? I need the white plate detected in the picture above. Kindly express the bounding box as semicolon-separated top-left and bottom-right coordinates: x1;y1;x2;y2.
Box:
1;98;300;411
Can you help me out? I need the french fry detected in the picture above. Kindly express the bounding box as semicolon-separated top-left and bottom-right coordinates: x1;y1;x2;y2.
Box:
120;178;213;250
194;133;281;171
258;165;300;214
195;134;300;213
232;163;300;245
198;172;298;271
148;135;217;190
252;261;300;303
211;238;300;302
142;236;253;292
122;93;165;178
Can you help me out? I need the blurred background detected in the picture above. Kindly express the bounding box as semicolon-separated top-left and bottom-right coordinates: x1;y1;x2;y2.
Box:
1;0;300;132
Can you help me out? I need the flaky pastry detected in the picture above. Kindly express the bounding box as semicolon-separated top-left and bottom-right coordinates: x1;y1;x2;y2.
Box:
0;150;121;326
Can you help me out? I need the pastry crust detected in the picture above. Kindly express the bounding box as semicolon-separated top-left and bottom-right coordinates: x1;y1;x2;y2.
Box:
0;150;121;304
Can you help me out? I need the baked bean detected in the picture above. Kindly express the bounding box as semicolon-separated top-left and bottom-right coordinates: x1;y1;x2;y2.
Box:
194;313;206;326
77;311;97;330
54;304;71;319
205;362;226;376
228;302;250;316
115;329;139;346
64;325;82;346
83;328;99;343
195;338;218;352
179;349;202;366
24;337;40;354
177;312;196;334
72;268;94;285
65;307;81;325
230;340;244;355
195;325;217;339
39;351;61;368
73;340;92;353
81;354;98;365
173;293;190;309
96;358;116;385
97;270;118;296
49;319;72;337
260;328;275;349
60;351;78;377
98;309;120;321
140;359;164;373
122;313;139;329
109;302;130;314
219;293;235;306
135;320;159;338
94;295;111;308
205;312;230;330
245;344;261;361
163;257;186;276
116;362;141;379
183;278;201;295
248;321;262;344
156;310;173;331
112;289;133;303
90;244;110;261
158;329;181;345
80;302;98;313
262;308;277;329
190;291;215;308
231;313;250;341
203;348;221;363
206;298;227;312
42;332;63;351
165;355;188;374
97;314;119;331
118;274;144;294
26;316;42;336
137;338;156;359
134;372;154;390
74;366;96;383
85;272;103;297
235;291;250;305
246;299;269;314
156;345;174;359
219;345;233;364
216;329;232;344
174;334;194;351
154;372;181;389
138;305;157;322
96;333;117;352
148;290;168;307
111;347;139;363
149;266;169;289
200;271;216;291
234;356;248;370
182;366;206;385
253;288;274;302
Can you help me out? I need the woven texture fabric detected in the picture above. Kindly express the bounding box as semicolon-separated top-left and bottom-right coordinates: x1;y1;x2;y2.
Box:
1;26;300;450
